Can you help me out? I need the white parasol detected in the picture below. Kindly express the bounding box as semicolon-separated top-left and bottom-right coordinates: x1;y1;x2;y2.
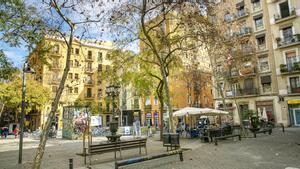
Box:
262;107;268;121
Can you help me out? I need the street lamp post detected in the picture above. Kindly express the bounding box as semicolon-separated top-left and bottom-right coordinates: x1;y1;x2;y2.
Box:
18;62;34;164
105;85;120;142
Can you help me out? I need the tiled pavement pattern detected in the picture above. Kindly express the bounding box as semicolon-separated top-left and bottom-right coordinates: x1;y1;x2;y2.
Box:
0;128;299;169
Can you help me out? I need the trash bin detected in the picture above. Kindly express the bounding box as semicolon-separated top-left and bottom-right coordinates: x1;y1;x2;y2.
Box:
163;133;180;151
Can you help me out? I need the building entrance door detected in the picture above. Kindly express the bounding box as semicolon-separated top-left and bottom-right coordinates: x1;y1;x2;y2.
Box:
293;108;300;126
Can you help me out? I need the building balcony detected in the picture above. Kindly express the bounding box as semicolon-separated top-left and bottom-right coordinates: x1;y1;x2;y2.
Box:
280;61;300;74
274;8;296;24
226;88;258;97
241;46;254;55
235;9;249;19
85;94;95;99
132;104;140;110
257;44;267;52
277;34;300;49
287;86;300;94
50;65;62;70
84;80;94;85
85;68;94;73
50;51;62;57
85;56;94;61
233;27;252;37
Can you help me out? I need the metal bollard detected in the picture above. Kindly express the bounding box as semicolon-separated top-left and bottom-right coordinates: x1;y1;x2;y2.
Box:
69;158;73;169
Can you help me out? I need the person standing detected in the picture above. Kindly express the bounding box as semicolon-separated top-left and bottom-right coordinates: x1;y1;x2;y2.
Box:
13;127;19;138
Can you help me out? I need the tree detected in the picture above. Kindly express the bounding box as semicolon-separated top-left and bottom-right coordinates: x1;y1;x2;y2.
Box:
0;76;51;120
109;1;212;133
1;0;108;168
0;50;18;83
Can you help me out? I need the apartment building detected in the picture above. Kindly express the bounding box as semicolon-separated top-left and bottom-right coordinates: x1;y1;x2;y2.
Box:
267;0;300;126
30;37;114;129
212;0;300;126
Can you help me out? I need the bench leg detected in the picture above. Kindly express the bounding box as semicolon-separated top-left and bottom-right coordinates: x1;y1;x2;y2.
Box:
114;151;116;159
179;151;183;161
139;147;141;155
254;133;256;138
145;146;148;155
119;150;123;159
84;148;87;165
238;135;241;141
269;129;272;135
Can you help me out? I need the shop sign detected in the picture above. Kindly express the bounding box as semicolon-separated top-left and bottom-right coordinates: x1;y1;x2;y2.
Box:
146;113;152;118
288;100;300;105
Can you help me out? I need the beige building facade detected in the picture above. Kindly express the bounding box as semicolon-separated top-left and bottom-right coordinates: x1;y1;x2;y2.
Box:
212;0;300;127
31;37;114;130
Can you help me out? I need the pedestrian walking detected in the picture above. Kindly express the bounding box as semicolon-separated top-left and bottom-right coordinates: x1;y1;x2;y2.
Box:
3;127;9;139
147;124;152;137
13;127;19;138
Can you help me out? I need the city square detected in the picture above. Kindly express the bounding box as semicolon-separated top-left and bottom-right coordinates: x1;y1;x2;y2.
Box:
0;0;300;169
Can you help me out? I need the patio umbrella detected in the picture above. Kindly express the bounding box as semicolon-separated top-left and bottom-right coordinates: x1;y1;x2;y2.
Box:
257;108;262;119
262;107;268;121
173;107;229;117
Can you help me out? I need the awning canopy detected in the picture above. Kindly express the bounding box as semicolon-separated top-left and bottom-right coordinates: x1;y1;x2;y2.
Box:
288;100;300;104
173;107;229;117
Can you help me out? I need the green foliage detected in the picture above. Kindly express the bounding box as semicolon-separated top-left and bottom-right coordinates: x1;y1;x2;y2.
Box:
0;0;46;49
0;76;51;113
74;99;99;115
0;50;17;82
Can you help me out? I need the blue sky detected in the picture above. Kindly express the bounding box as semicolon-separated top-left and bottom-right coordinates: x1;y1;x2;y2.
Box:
1;42;28;68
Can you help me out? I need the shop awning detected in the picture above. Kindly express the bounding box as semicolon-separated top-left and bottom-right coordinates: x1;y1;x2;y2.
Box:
288;100;300;104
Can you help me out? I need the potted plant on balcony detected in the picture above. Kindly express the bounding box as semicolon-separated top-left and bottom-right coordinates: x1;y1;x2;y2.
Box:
280;64;288;72
293;62;300;71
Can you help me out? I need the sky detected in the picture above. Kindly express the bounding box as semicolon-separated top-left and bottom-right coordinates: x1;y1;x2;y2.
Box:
1;42;28;68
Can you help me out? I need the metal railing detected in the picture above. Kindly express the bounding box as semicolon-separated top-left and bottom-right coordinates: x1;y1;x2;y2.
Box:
277;34;300;48
287;86;300;94
274;8;296;21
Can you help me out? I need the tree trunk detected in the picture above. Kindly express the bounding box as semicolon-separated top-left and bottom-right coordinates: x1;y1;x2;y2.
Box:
0;102;5;117
156;80;164;140
32;30;73;169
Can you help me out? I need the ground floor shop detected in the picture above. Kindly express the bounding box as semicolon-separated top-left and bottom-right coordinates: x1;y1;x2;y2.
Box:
214;95;291;127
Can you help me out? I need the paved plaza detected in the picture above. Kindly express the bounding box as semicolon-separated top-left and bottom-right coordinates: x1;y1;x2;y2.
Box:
0;127;299;169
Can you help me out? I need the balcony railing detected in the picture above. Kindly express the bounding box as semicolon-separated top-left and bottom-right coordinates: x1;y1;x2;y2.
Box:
85;68;94;73
85;94;95;99
235;8;249;19
50;78;61;84
288;86;300;94
233;27;252;37
226;88;258;97
257;44;267;52
280;61;300;74
277;34;300;48
241;46;254;54
275;8;296;22
85;80;94;85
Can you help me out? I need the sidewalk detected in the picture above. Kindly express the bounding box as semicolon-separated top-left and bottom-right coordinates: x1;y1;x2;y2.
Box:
0;127;299;169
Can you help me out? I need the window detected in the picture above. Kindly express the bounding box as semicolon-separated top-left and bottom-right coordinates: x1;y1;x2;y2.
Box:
252;0;261;12
254;16;263;31
75;48;79;55
86;75;92;84
98;64;102;72
98;88;102;98
87;62;92;71
74;87;78;94
87;88;92;97
74;73;79;80
282;26;293;42
145;97;151;105
261;76;272;93
289;77;300;93
74;60;80;67
256;36;266;50
224;12;233;22
88;51;92;59
279;1;290;18
98;52;103;62
106;53;110;59
286;51;297;71
52;59;59;68
68;73;73;79
68;87;73;94
259;57;269;72
237;6;245;17
71;47;74;54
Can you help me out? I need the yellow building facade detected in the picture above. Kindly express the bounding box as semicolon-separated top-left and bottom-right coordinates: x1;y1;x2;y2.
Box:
31;37;114;130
